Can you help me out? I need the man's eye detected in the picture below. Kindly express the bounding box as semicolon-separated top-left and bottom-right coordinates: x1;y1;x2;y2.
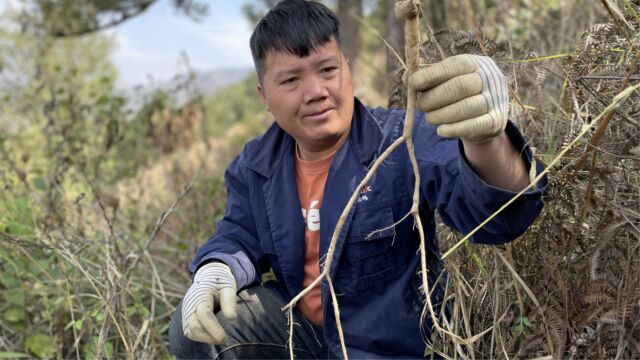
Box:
281;77;297;85
322;66;337;73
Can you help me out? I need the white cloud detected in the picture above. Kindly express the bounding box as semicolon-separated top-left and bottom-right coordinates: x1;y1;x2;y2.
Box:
108;2;253;89
110;31;178;87
179;17;253;69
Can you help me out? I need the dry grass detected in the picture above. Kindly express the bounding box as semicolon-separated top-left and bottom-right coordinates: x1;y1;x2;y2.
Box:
385;2;639;358
0;107;269;358
1;1;638;359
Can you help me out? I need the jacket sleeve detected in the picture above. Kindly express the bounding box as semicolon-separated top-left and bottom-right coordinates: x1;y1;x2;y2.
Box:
412;112;547;244
188;152;262;289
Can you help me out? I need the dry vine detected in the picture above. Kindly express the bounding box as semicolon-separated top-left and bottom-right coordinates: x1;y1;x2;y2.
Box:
282;0;528;355
408;5;640;357
285;1;640;359
283;1;422;358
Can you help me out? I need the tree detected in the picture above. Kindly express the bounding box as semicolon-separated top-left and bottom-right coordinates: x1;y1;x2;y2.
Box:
384;0;404;92
241;0;280;26
17;0;208;37
337;0;363;65
427;1;447;31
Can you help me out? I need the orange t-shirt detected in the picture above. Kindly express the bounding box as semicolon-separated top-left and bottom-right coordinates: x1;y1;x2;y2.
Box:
295;146;333;326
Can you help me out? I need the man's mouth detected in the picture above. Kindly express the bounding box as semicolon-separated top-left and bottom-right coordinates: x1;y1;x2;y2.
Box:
303;107;334;120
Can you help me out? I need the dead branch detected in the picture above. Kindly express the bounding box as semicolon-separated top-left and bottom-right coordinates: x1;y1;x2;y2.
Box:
283;2;423;358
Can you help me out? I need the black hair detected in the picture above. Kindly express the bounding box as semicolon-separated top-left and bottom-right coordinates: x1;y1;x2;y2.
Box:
249;0;340;83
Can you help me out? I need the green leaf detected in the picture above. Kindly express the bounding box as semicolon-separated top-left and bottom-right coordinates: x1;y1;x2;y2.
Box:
14;196;28;214
0;274;19;288
132;290;142;302
4;306;25;322
423;346;433;356
49;267;64;278
32;177;47;191
25;334;56;359
65;318;84;331
514;323;524;333
513;316;532;334
157;323;169;334
138;305;150;318
464;242;487;275
83;336;98;359
35;259;51;272
104;341;113;359
4;289;26;305
0;352;29;359
6;221;27;236
84;336;113;359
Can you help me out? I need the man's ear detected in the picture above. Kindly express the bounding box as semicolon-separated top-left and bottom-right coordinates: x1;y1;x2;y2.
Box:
257;85;270;112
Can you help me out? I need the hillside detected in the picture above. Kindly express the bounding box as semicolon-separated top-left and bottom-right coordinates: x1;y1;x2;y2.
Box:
1;1;638;359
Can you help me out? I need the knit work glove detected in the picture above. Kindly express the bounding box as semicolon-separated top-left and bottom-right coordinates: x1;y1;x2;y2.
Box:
182;262;237;344
409;54;508;143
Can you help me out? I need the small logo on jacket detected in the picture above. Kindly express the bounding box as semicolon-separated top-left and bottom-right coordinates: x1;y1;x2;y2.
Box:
357;185;372;203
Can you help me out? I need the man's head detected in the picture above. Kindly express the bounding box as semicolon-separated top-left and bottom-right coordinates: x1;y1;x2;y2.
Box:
250;0;354;161
250;0;340;84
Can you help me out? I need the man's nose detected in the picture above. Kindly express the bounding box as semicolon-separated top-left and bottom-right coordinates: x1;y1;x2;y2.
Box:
302;77;328;103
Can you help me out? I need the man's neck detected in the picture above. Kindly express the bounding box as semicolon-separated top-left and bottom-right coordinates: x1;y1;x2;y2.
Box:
296;135;348;162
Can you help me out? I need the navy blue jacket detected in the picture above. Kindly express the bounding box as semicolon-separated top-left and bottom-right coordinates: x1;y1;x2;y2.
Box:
190;98;546;358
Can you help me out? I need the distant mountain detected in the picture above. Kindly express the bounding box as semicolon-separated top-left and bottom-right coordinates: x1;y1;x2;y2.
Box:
120;67;253;112
167;67;254;106
189;67;254;97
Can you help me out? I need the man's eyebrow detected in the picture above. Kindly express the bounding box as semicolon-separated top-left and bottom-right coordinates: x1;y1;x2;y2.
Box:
315;55;340;66
272;55;341;80
273;68;301;80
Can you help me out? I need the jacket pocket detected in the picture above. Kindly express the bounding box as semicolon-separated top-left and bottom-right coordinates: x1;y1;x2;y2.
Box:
345;207;396;261
335;207;401;294
258;221;277;255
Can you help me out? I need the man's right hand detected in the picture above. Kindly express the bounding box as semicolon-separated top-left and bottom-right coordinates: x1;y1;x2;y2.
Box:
182;262;237;344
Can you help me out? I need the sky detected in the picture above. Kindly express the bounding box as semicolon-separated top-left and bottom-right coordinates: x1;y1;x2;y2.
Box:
0;0;255;89
106;1;255;88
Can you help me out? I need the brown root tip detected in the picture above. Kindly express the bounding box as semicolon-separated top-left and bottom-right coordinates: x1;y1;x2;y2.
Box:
394;0;420;21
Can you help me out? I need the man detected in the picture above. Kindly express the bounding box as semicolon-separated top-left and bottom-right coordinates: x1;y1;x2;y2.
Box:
169;0;546;358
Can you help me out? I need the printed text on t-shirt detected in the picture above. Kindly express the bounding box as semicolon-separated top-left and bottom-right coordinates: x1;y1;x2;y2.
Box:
301;200;320;231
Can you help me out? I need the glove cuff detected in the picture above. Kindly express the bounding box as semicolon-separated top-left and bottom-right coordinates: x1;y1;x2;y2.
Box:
468;55;509;119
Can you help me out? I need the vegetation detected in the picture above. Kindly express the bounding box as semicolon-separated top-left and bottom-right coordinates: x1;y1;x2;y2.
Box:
403;2;639;358
0;6;267;357
0;0;638;359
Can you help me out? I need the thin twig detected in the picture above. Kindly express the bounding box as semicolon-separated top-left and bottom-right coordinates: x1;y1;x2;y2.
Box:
82;172;123;258
288;308;294;359
350;12;406;69
442;82;640;260
125;165;203;275
284;3;423;357
574;48;639;171
282;137;406;307
57;244;132;356
327;277;348;358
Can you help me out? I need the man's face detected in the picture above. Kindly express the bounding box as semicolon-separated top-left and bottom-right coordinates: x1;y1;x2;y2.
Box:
258;38;354;157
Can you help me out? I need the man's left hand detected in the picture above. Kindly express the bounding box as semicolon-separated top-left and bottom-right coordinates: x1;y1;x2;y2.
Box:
409;54;508;143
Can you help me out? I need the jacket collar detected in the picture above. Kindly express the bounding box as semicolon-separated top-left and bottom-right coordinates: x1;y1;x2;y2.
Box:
245;97;383;177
